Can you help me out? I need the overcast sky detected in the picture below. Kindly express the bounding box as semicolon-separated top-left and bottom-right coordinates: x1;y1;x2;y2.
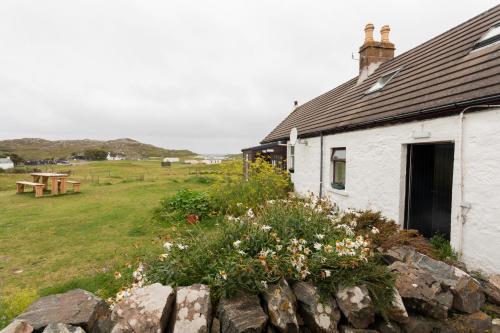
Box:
0;1;497;154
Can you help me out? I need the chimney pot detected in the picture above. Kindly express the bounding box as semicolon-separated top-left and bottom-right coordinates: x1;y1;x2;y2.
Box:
380;25;391;43
294;101;298;107
364;23;375;43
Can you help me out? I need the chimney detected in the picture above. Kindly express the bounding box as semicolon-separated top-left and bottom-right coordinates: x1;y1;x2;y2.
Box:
357;24;395;84
294;100;299;108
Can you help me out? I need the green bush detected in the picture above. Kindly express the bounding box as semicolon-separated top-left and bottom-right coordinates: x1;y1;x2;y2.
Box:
209;157;291;216
430;234;459;262
148;197;395;314
154;189;213;222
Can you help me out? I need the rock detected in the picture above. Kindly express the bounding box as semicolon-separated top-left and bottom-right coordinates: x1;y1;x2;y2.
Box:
335;285;375;329
217;294;267;333
262;279;299;333
386;289;408;324
448;311;492;333
401;316;450;333
389;261;452;320
339;326;379;333
0;320;33;333
16;289;111;332
452;275;485;313
482;275;500;305
386;246;485;313
376;321;400;333
110;283;175;333
42;323;85;333
170;284;212;333
211;318;220;333
292;282;341;333
492;318;500;333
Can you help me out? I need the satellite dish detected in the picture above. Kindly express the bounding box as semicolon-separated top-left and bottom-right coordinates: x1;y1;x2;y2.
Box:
290;127;298;145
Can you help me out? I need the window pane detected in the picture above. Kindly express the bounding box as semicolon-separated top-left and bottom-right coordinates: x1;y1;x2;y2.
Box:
333;148;346;160
479;24;500;42
334;161;346;184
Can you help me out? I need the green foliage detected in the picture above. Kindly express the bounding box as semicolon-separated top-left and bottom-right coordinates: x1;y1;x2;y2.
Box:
0;288;38;329
430;234;459;262
148;197;395;314
83;149;108;161
209;157;291;216
154;189;213;221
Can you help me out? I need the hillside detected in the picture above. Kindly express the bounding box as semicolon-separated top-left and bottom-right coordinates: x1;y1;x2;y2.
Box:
0;138;195;160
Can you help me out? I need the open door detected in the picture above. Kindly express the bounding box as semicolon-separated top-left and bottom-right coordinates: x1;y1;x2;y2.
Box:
405;143;454;239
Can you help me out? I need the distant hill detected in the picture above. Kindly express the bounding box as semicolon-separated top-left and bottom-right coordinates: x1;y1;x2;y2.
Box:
0;138;195;160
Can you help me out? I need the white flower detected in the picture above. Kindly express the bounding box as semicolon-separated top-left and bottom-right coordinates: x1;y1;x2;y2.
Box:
276;245;283;251
247;208;255;218
233;240;242;248
314;234;325;240
163;242;173;250
266;200;275;205
303;247;311;255
261;280;268;289
237;250;246;255
236;202;243;207
323;269;331;277
371;227;380;234
313;242;322;251
261;225;272;232
177;244;188;250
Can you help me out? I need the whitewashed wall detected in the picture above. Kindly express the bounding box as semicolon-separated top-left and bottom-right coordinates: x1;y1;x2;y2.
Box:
290;108;500;273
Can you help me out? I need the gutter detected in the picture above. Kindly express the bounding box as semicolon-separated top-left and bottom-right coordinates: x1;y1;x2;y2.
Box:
319;132;324;197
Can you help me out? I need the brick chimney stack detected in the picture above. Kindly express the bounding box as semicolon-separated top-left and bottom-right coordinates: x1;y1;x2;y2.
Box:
357;23;395;84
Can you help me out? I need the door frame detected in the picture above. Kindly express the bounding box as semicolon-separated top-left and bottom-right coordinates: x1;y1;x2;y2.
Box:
403;141;455;236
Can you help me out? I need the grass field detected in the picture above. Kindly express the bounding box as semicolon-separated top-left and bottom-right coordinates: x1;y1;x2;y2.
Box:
0;160;219;303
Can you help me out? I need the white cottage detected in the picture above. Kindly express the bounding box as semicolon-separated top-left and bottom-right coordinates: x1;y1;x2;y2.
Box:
258;6;500;273
0;156;14;170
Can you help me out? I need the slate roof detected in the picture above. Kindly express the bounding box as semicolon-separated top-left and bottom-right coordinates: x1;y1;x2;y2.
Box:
262;5;500;143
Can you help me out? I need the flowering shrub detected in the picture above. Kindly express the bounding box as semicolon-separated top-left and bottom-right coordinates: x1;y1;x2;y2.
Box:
147;196;395;313
208;157;291;216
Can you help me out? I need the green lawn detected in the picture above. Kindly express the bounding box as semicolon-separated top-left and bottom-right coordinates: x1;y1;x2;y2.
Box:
0;160;217;301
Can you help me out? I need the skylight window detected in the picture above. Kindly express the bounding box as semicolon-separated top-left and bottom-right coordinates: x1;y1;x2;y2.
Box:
473;22;500;50
365;69;400;94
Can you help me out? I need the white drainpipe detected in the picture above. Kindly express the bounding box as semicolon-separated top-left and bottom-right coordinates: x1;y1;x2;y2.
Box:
457;104;500;257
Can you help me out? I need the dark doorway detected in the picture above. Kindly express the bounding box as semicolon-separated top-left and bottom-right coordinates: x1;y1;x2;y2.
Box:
405;143;455;239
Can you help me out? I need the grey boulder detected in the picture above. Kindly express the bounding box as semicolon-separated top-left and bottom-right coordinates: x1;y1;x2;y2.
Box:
339;326;379;333
217;294;268;333
335;285;375;329
386;289;408;324
42;323;85;333
292;282;340;333
170;284;212;333
262;279;299;333
0;320;33;333
110;283;175;333
389;261;453;320
16;289;110;332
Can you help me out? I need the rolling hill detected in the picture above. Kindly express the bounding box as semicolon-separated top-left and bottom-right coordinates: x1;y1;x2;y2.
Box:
0;138;195;160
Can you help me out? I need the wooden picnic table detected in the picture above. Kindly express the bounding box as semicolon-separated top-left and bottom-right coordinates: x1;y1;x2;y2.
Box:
31;172;69;195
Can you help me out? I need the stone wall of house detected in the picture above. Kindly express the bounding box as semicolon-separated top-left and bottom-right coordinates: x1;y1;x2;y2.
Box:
290;107;500;274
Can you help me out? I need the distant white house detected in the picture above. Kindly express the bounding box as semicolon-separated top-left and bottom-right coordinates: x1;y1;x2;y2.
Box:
163;157;180;163
106;152;125;161
184;159;201;165
0;157;14;170
201;159;222;164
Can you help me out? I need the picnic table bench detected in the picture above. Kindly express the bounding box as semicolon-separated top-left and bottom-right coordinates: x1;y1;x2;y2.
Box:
16;181;45;197
58;179;81;193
